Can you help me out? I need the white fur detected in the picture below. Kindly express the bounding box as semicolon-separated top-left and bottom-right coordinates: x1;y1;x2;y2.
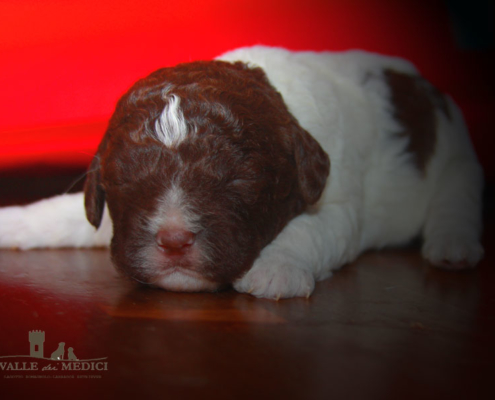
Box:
0;193;112;249
0;46;483;298
154;95;189;146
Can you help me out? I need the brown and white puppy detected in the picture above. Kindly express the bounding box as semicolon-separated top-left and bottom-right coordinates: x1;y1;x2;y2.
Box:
0;46;484;299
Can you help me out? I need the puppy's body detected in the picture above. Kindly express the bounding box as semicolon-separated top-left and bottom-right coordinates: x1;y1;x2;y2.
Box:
0;46;483;299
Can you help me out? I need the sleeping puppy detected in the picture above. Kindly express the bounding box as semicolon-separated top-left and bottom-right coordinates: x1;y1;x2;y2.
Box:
0;46;484;299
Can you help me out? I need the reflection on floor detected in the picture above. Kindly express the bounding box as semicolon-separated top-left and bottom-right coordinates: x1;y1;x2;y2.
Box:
0;237;493;398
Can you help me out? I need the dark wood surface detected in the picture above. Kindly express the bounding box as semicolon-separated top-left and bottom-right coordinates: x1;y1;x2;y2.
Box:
0;174;494;399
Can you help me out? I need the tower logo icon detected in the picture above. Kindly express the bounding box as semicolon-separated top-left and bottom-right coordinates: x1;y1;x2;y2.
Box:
29;330;45;358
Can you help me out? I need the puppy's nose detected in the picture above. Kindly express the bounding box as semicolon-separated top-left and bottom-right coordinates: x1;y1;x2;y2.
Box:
156;228;195;254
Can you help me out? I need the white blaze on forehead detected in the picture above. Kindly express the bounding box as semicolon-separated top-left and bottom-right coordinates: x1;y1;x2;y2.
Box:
154;95;188;146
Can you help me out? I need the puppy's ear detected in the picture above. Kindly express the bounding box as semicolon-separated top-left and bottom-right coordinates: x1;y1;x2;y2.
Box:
84;155;106;229
293;126;330;205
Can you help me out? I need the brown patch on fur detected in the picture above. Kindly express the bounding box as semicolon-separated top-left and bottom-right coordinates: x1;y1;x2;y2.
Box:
384;69;451;173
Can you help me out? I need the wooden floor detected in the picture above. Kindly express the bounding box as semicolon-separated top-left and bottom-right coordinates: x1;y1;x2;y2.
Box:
0;173;494;399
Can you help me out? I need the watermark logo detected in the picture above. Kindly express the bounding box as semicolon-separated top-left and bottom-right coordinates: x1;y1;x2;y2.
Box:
1;330;108;379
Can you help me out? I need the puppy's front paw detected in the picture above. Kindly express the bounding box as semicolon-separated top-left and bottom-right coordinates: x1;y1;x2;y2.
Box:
422;236;484;269
233;255;315;300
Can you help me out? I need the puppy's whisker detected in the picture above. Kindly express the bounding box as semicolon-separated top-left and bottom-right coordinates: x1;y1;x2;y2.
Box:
63;171;90;195
128;274;154;286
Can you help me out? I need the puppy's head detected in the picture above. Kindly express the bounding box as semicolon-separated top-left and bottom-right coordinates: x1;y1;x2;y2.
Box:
84;61;329;292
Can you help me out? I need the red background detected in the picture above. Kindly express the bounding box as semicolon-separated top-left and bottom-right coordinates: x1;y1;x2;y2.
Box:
0;0;493;180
